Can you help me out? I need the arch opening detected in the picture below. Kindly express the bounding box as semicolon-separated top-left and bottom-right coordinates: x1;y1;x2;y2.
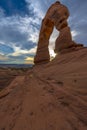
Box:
49;27;59;60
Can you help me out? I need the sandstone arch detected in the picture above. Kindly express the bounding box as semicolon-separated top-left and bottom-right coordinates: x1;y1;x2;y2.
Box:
34;1;77;64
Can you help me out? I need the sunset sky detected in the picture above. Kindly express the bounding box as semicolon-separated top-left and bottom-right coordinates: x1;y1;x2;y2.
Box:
0;0;87;64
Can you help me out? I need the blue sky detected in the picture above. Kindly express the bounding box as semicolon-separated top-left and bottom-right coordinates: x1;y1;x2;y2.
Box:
0;0;87;64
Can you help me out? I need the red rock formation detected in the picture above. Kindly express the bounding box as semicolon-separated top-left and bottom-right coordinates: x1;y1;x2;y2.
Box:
0;47;87;130
54;26;73;52
34;1;83;65
34;19;54;65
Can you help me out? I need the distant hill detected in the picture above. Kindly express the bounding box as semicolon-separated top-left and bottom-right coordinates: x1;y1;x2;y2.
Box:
0;64;33;68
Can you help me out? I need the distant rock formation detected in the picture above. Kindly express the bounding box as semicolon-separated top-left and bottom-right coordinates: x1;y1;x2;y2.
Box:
34;1;83;65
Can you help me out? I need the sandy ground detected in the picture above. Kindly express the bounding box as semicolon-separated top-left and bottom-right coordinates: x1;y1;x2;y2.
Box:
0;47;87;130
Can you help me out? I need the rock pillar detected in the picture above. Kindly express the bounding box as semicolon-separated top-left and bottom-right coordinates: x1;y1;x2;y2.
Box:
54;26;73;52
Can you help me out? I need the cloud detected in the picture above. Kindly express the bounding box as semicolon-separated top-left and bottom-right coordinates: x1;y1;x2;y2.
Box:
25;56;34;64
8;45;36;56
0;15;38;48
0;0;87;64
71;30;78;38
0;4;39;64
0;7;5;17
0;1;41;64
8;46;29;56
0;54;9;61
0;43;14;54
0;0;34;17
25;0;45;19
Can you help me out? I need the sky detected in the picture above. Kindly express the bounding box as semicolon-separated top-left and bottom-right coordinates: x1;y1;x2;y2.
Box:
0;0;87;64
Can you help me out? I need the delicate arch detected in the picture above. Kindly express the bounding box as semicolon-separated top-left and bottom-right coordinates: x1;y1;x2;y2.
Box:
34;1;74;64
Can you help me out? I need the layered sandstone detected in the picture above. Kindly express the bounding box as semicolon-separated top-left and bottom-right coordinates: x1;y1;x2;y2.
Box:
0;2;86;130
0;47;87;130
34;1;70;64
34;1;75;64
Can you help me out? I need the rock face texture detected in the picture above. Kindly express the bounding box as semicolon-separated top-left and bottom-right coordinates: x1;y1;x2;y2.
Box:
34;1;79;64
55;26;72;52
0;47;87;130
0;2;86;130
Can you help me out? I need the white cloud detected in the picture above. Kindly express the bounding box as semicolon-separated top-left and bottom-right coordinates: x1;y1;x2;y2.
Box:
0;54;9;61
49;28;59;49
0;40;6;45
0;52;4;55
0;0;87;64
49;49;56;58
0;2;40;51
26;0;45;19
29;33;38;43
8;45;36;57
25;56;34;64
27;47;37;54
71;30;78;38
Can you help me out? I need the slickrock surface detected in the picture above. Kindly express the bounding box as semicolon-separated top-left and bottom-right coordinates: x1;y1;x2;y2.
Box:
0;47;87;130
